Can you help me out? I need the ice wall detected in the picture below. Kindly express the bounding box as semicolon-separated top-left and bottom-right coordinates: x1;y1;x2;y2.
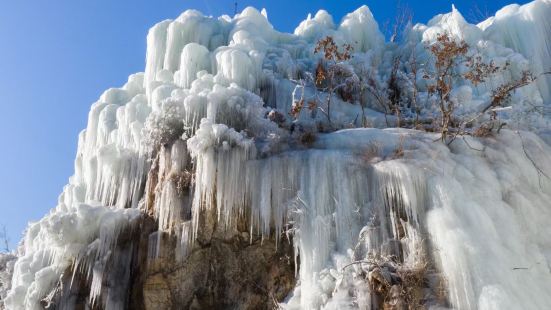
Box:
4;1;551;309
280;129;551;309
426;130;551;309
480;0;551;102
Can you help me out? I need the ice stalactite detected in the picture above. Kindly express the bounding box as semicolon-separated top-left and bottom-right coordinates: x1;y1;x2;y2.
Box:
144;138;193;262
5;204;140;310
177;43;211;89
6;70;150;309
153;140;191;232
75;218;138;310
77;73;150;210
187;119;257;240
246;145;430;309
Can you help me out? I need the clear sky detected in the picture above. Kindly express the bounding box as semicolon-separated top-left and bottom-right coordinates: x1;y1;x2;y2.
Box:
0;0;530;250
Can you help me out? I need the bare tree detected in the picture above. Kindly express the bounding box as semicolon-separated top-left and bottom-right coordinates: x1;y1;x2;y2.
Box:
0;225;9;253
313;36;354;124
362;58;404;127
389;3;413;43
468;3;491;24
425;33;469;141
423;33;551;142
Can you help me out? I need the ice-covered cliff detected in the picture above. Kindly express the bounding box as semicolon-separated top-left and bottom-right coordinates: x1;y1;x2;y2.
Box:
3;1;551;309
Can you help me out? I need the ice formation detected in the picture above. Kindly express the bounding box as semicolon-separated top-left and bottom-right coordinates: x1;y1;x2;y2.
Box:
5;204;140;310
4;1;551;309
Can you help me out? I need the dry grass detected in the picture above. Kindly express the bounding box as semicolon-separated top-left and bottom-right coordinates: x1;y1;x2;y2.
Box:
472;123;494;138
392;135;406;159
397;263;429;309
361;141;383;163
168;170;192;194
300;132;317;147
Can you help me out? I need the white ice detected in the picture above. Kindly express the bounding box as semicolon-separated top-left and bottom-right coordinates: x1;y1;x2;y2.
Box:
5;1;551;309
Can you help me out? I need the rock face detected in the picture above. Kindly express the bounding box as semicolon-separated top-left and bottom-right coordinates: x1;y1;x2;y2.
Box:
142;236;294;310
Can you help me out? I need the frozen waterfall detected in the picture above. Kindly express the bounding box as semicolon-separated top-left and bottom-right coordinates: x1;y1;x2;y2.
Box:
3;1;551;309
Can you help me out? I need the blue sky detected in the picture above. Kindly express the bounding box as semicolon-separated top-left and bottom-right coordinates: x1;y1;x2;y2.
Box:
0;0;530;250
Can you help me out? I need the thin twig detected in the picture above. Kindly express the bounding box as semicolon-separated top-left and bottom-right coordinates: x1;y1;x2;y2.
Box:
461;136;484;152
1;225;9;252
517;131;550;188
341;259;379;272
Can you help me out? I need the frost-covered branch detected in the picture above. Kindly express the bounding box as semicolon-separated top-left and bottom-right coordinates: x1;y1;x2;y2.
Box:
517;131;551;187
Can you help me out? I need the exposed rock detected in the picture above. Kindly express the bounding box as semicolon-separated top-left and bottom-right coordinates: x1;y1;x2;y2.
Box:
142;237;294;310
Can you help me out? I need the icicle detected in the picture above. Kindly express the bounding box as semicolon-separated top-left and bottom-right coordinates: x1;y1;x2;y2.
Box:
6;204;140;310
178;43;211;89
176;221;193;261
187;119;256;240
